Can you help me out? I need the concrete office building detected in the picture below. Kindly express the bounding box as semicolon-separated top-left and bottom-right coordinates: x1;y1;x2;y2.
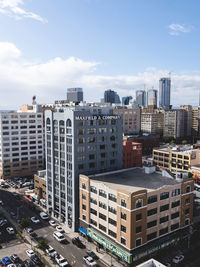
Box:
192;107;200;138
79;167;193;265
147;90;157;108
122;96;133;105
159;78;171;109
136;90;146;107
141;112;164;136
113;108;141;135
0;107;44;179
163;109;187;139
104;89;121;104
67;88;83;102
45;106;123;231
180;105;192;137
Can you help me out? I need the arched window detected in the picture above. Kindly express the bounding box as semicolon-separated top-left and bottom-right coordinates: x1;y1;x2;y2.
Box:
46;118;50;125
59;120;64;126
53;120;58;126
66;119;72;127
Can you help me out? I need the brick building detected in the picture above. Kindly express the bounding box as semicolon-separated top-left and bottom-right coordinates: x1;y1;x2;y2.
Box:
123;141;142;169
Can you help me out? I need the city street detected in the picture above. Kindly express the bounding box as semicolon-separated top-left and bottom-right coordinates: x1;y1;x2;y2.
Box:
0;187;106;267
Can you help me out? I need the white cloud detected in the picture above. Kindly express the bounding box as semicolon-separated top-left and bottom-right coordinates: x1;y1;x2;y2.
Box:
168;23;193;36
0;0;47;23
0;41;200;109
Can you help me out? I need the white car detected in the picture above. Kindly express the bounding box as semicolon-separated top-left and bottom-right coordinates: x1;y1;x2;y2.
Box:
26;249;35;258
83;256;97;266
40;212;49;220
55;254;69;267
46;245;57;258
53;231;66;242
172;255;184;264
7;264;16;267
49;220;57;227
6;227;15;234
31;216;40;223
56;226;64;233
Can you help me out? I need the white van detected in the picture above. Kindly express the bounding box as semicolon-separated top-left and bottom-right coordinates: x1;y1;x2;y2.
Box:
53;231;66;242
40;212;49;220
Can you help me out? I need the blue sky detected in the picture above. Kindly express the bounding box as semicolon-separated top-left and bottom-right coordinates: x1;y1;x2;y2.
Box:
0;0;200;108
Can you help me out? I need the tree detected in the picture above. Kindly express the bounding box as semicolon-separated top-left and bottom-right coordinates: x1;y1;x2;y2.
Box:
37;239;49;252
188;172;193;178
182;140;187;145
163;136;174;143
19;218;30;230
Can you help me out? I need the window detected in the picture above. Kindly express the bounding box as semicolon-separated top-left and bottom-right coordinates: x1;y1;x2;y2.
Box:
160;192;169;200
147;208;157;216
82;194;86;200
90;186;97;194
121;199;127;208
147;195;157;204
120;237;126;245
159;227;168;236
185;208;190;215
109;218;117;227
147;232;157;241
82;215;86;221
99;213;106;221
99;224;106;232
185;218;190;225
135;238;142;247
160;216;169;224
171;223;179;231
171;200;180;208
160;204;169;212
136;226;142;234
90;208;97;216
121;225;126;233
171;212;179;219
136;199;143;209
172;188;180;197
90;197;97;205
78;164;84;170
108;193;117;202
136;213;142;221
99;201;107;210
82;204;86;211
108;206;116;214
89;162;95;168
121;212;127;220
89;154;95;160
186;185;191;193
185;198;190;204
99;189;107;198
82;182;86;189
108;230;116;238
147;220;157;228
90;219;97;226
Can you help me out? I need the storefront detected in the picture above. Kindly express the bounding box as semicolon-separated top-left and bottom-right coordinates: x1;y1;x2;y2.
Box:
87;228;132;265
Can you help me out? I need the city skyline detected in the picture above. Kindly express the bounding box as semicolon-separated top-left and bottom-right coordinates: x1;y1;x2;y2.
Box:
0;0;200;108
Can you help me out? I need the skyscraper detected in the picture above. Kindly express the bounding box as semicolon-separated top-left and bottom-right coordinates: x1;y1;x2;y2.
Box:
45;105;123;231
136;90;146;107
104;89;121;104
67;88;83;102
159;78;171;109
122;96;133;105
147;89;157;108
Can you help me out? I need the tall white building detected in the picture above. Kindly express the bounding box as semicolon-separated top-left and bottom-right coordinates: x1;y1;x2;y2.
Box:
0;107;44;179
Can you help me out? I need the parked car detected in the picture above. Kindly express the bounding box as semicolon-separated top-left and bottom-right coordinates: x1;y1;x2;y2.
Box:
2;257;12;265
10;254;20;263
83;256;97;266
46;245;57;258
0;200;3;205
30;255;41;266
26;250;35;258
55;254;69;267
26;228;36;237
30;217;40;224
23;259;34;267
7;264;16;267
49;220;57;227
56;226;64;233
86;250;98;260
6;227;15;234
39;212;49;220
72;237;85;248
172;255;184;264
0;218;7;226
53;231;66;243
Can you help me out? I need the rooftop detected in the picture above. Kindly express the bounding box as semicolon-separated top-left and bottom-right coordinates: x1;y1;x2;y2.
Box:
89;167;179;193
155;144;197;154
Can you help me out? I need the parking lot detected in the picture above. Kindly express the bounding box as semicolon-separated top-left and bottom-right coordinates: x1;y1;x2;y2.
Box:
0;243;28;262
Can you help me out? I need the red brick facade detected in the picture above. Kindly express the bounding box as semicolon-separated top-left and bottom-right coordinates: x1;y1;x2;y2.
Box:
123;141;142;169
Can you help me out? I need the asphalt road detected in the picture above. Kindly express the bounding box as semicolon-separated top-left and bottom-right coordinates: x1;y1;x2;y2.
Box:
0;187;106;267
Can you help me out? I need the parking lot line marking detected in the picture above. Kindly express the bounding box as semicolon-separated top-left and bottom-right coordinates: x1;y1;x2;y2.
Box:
72;254;75;258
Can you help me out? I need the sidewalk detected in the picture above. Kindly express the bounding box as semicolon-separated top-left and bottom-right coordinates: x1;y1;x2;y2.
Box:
60;223;125;267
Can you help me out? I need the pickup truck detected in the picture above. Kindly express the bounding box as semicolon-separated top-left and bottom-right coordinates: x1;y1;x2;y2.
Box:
83;256;97;266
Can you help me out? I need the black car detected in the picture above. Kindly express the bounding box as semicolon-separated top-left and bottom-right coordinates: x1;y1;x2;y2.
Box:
27;228;37;237
86;250;99;260
10;254;20;263
24;259;34;267
30;255;41;265
72;237;85;249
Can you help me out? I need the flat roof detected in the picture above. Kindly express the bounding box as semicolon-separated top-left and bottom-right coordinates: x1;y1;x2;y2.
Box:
89;168;180;193
154;145;197;154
